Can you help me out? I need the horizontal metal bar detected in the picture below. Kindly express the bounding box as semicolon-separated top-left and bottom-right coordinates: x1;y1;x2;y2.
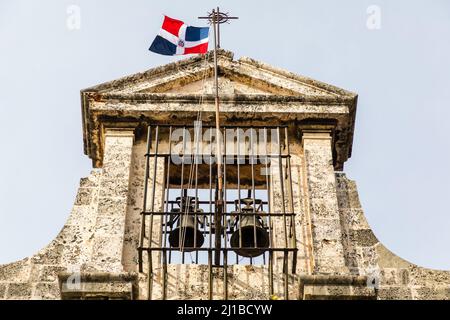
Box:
163;200;269;205
142;124;288;129
140;211;296;217
144;153;291;158
138;247;298;252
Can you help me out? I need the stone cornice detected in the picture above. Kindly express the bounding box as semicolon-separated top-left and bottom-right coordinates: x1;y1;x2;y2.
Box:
84;92;356;104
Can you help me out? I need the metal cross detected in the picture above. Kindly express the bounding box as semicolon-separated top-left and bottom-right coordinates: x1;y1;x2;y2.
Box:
198;7;239;48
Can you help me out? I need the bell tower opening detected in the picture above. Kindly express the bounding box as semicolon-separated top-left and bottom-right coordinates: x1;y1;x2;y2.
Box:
138;124;297;299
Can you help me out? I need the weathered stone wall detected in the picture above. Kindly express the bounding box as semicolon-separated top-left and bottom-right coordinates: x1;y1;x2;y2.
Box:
0;129;138;299
1;128;450;299
336;173;450;300
301;130;347;275
0;169;101;299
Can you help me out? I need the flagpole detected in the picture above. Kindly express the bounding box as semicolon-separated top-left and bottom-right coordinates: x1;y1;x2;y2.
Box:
199;7;238;267
212;7;223;267
213;8;222;203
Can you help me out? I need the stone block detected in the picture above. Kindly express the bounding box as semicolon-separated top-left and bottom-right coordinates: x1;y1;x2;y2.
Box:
33;282;61;300
75;188;93;206
350;229;378;247
98;179;129;198
6;283;32;299
102;162;132;180
309;198;340;219
326;285;352;296
409;267;450;287
343;251;360;269
66;206;91;226
311;219;342;241
345;180;362;209
0;259;32;282
314;257;347;274
307;181;338;199
37;266;67;283
415;286;450;300
31;242;64;265
90;237;123;272
350;285;377;298
0;283;6;298
315;239;345;258
79;174;99;188
377;287;412;300
97;198;128;216
380;268;398;286
359;246;378;269
94;216;124;237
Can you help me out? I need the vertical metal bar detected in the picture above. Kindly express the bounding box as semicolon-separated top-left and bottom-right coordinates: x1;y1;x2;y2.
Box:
250;129;257;252
149;125;160;235
214;175;221;266
208;249;213;300
139;125;152;272
285;127;297;274
277;127;289;300
162;126;172;299
169;202;173;264
147;251;153;300
194;126;200;264
223;126;228;300
164;127;172;253
223;250;228;300
237;128;242;258
162;250;168;300
209;128;213;252
277;127;288;250
264;127;274;295
299;142;315;274
180;126;186;263
284;251;289;300
147;125;160;300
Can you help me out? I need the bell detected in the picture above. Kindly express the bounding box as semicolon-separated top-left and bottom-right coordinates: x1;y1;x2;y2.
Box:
168;215;204;251
230;196;270;258
168;195;204;251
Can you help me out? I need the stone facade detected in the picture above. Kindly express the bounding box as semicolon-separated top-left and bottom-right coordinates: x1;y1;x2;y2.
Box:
1;50;449;300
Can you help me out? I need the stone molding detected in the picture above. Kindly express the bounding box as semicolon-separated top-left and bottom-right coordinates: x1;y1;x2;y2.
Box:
298;275;376;300
58;272;138;300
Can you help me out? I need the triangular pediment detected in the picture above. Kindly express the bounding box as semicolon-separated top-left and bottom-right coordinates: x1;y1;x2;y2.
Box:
81;50;358;171
82;50;356;100
147;76;275;95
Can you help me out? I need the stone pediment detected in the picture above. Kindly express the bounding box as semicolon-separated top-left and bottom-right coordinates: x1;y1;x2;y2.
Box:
158;76;273;95
80;50;358;169
82;50;356;99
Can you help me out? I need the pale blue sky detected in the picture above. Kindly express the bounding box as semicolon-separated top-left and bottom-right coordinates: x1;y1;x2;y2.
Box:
1;0;449;269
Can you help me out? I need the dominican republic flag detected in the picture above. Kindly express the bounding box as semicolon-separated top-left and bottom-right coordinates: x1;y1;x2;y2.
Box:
149;16;209;55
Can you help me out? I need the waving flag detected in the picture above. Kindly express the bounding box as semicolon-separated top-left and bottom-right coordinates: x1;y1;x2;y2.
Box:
149;16;209;55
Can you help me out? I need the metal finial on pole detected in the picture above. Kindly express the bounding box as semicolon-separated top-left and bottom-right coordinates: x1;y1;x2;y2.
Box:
199;7;239;48
198;8;238;267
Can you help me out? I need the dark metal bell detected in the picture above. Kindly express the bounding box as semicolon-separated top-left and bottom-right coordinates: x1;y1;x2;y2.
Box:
230;197;270;258
168;214;204;251
168;195;204;251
